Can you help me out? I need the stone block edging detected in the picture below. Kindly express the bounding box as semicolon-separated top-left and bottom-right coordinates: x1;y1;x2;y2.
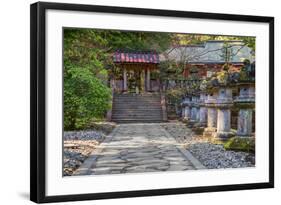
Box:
73;125;120;176
161;127;206;170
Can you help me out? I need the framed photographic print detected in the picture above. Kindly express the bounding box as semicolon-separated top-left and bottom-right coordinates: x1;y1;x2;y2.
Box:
30;1;274;203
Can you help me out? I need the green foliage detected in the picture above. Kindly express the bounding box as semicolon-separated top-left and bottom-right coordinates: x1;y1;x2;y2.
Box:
224;137;255;153
216;70;229;85
64;29;113;130
238;59;255;82
104;31;172;52
64;29;110;73
200;79;208;91
166;87;186;104
63;28;172;130
63;28;255;129
64;65;111;130
241;36;255;52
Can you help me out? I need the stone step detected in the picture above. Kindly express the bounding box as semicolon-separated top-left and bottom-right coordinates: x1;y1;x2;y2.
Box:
111;119;164;123
113;109;162;112
113;100;160;103
112;114;162;118
114;95;160;98
112;117;162;120
112;114;162;117
113;106;161;109
112;109;162;112
114;95;160;97
114;101;160;104
113;102;161;107
112;111;161;114
112;93;163;122
114;94;160;97
112;111;162;114
113;100;160;102
113;97;160;99
113;100;161;103
114;97;160;99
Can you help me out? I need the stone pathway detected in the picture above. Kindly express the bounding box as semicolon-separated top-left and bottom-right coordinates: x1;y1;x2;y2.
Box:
75;123;202;176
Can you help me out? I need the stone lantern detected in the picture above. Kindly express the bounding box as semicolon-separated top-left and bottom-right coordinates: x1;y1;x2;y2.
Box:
234;83;255;137
199;92;208;127
203;91;218;137
213;86;234;140
190;95;199;124
196;95;201;122
181;96;191;121
181;101;185;119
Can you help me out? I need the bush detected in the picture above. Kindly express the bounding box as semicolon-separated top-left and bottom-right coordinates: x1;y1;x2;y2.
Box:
64;65;111;130
224;137;255;153
166;87;186;104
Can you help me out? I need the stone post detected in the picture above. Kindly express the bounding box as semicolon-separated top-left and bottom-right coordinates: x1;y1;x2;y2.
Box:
146;68;151;91
213;87;234;141
123;68;127;91
182;96;191;121
190;95;199;123
234;84;255;137
185;103;191;121
160;91;168;121
196;96;200;122
199;93;208;127
181;103;185;119
203;92;218;137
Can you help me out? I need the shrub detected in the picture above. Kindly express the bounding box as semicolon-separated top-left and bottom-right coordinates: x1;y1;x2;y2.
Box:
64;65;111;130
224;137;255;153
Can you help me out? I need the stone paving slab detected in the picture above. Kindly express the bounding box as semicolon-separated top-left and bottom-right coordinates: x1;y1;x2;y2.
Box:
74;123;204;176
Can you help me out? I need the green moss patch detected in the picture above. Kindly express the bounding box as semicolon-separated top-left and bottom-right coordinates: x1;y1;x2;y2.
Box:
224;137;255;153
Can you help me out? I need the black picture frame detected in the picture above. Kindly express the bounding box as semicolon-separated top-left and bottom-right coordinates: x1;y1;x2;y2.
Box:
30;1;274;203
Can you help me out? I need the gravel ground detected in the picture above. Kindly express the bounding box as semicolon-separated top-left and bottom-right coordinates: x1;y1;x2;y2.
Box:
161;122;209;144
64;123;116;176
188;143;255;169
161;122;255;169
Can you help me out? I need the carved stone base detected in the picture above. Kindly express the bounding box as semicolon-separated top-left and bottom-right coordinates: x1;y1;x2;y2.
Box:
199;122;207;127
187;120;197;128
235;134;253;138
213;131;235;141
182;117;190;123
192;127;205;135
203;127;216;137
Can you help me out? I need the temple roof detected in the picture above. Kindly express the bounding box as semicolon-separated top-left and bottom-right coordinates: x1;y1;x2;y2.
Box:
113;40;254;65
113;51;159;64
160;40;255;63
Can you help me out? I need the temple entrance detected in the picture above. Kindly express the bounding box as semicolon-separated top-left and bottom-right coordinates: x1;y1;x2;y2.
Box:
110;51;160;93
127;69;144;93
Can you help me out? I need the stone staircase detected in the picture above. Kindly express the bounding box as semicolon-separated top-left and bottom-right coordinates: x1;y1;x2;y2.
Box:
112;93;164;123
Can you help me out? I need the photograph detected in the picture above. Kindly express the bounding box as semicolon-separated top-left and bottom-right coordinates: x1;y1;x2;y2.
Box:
30;2;274;202
63;28;256;176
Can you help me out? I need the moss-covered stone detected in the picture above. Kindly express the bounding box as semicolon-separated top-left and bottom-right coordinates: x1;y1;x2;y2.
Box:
223;136;255;153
